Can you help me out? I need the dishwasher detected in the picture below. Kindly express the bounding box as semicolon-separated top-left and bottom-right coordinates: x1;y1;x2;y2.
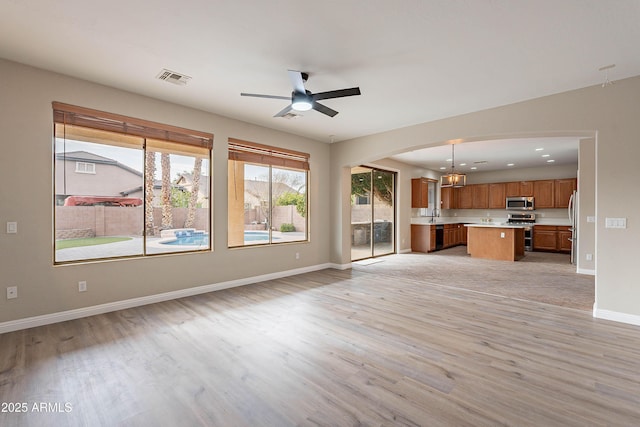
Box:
435;224;444;250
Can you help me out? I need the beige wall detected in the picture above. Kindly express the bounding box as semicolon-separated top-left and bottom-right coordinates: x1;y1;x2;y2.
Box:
330;74;640;321
578;138;596;273
0;59;330;324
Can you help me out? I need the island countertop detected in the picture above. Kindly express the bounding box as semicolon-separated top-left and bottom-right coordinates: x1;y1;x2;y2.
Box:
464;223;529;229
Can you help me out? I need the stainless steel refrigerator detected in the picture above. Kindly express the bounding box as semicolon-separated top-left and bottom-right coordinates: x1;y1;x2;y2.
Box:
568;190;578;265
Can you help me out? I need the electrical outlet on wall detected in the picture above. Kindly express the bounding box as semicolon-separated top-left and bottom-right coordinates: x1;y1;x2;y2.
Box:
7;286;17;299
78;281;87;292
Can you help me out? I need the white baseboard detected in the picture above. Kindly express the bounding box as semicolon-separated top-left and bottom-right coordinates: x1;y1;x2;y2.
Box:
577;268;596;276
593;306;640;327
329;262;352;270
0;263;334;334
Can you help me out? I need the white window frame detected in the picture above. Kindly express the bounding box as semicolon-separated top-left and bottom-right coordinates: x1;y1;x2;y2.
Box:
75;161;96;174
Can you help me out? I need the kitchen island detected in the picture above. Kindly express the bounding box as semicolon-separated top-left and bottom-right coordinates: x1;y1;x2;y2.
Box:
465;224;526;261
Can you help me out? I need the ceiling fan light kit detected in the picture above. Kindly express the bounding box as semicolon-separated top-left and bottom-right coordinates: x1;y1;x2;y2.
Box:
241;70;361;118
291;93;313;111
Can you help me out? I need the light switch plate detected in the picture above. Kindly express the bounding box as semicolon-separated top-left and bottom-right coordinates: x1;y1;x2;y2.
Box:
587;216;596;223
6;222;17;234
605;217;627;229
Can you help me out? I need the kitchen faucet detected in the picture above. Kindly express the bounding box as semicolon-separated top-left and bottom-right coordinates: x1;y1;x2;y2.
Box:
430;208;440;223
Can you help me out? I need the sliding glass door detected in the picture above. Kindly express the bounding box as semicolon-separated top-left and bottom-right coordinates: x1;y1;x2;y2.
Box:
350;166;395;261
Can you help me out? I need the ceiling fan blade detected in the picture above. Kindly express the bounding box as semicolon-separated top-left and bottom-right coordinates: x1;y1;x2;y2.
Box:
312;87;361;101
274;104;294;117
312;101;338;117
241;93;291;100
287;70;307;94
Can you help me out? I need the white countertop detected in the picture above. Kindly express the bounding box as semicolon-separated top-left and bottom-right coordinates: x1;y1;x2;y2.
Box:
411;216;571;226
464;223;529;228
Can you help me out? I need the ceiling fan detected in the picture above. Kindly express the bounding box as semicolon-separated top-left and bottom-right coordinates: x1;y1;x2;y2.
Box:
241;70;361;118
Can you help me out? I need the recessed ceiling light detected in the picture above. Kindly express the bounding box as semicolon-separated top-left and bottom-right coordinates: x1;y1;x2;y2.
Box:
439;167;447;170
459;163;467;166
542;154;550;158
535;148;544;151
470;166;477;170
446;158;452;162
547;159;555;163
507;163;515;167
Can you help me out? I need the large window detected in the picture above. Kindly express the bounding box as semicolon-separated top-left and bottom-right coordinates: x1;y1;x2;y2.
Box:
53;102;213;263
228;138;308;247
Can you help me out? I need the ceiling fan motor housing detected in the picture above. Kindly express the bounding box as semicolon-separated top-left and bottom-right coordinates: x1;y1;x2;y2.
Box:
292;91;313;111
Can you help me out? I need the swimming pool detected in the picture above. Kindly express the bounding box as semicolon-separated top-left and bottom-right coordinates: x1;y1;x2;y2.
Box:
161;231;277;245
244;231;277;242
161;230;208;246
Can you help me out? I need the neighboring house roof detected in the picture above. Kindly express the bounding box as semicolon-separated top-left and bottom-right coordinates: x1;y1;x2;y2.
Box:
56;150;143;177
175;173;210;195
244;180;297;198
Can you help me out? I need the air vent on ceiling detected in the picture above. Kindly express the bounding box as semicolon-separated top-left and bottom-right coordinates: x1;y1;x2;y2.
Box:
281;112;302;120
156;69;192;86
474;160;488;164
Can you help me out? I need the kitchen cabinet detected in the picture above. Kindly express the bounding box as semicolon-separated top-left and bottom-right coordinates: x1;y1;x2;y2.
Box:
557;226;572;253
443;223;465;248
533;225;558;251
472;184;489;209
555;178;577;208
411;178;429;208
488;183;506;209
533;225;573;252
454;223;466;245
457;185;473;209
533;180;555;209
411;224;432;252
412;222;467;252
443;225;453;248
440;186;457;209
506;181;534;197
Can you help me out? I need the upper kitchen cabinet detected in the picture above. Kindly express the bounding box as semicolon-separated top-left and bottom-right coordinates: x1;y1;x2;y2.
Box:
472;184;489;209
555;178;577;208
441;186;457;209
533;180;555;209
488;183;506;209
411;178;430;208
457;185;474;209
505;181;534;197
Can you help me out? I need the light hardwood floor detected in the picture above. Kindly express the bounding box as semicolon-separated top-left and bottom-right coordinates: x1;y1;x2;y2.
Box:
1;258;638;426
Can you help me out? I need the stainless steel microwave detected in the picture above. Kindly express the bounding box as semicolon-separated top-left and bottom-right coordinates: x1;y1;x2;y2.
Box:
506;196;534;210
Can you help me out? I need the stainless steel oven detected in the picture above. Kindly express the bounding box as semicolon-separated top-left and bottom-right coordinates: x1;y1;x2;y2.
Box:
507;212;535;251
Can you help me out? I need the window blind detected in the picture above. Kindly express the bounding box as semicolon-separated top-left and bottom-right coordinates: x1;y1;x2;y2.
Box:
53;102;213;150
228;138;309;171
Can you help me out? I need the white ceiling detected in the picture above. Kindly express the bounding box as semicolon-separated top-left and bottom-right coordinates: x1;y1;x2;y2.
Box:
1;0;639;147
389;137;580;173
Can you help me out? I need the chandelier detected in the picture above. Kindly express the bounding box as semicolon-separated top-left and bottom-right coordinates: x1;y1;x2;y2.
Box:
440;144;466;188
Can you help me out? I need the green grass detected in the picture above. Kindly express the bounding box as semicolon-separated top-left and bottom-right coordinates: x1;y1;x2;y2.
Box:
55;236;132;250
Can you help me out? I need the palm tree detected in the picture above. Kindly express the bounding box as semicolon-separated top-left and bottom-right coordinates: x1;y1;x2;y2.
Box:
144;151;156;236
161;153;172;229
184;157;202;228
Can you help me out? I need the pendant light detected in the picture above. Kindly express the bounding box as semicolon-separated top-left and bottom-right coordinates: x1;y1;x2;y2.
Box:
440;144;466;188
